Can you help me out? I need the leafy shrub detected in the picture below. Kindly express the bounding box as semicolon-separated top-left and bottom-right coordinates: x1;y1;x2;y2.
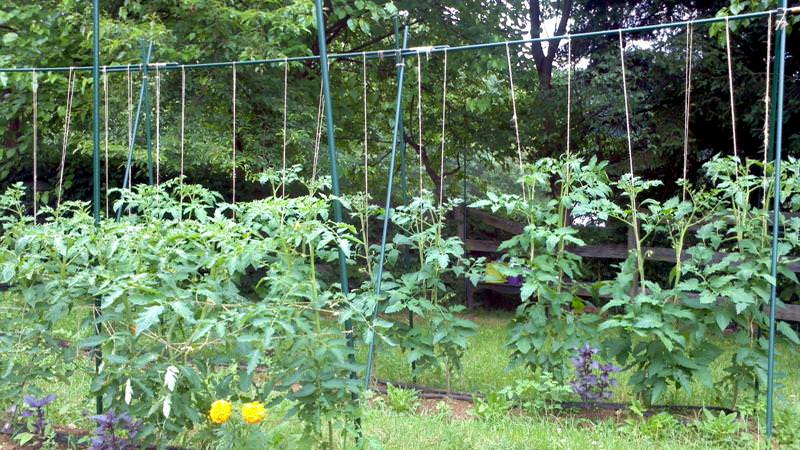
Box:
597;157;800;405
385;383;420;414
471;391;512;421
473;156;611;382
368;192;481;391
474;155;800;407
499;370;572;414
692;409;742;445
0;172;369;446
775;403;800;448
621;411;681;440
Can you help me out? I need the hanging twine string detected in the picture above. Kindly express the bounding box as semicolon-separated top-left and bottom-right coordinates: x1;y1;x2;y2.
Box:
777;7;789;30
311;81;324;181
566;37;572;158
505;43;527;201
619;31;642;265
103;66;110;216
363;53;369;198
762;15;773;185
282;59;288;196
231;62;237;207
57;68;76;208
618;32;636;183
761;14;774;239
682;23;694;201
127;65;133;189
362;53;370;253
417;56;424;196
180;66;186;182
32;70;38;219
438;49;449;206
724;18;739;164
155;65;161;188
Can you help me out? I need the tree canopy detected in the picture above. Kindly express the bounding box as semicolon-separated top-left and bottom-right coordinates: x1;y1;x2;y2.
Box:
0;0;797;206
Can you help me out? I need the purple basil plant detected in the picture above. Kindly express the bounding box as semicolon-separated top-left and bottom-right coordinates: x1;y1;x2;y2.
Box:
506;275;523;287
88;410;142;450
570;344;621;402
21;394;56;435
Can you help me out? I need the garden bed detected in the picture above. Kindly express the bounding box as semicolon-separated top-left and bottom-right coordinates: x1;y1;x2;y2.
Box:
374;379;737;418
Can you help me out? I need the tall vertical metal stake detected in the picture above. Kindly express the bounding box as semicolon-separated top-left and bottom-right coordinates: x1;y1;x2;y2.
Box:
142;39;154;185
313;0;356;376
364;26;410;389
118;42;153;209
91;0;103;415
765;2;788;440
394;16;414;339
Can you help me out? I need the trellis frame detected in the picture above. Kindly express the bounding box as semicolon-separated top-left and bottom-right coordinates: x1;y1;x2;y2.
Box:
0;0;794;439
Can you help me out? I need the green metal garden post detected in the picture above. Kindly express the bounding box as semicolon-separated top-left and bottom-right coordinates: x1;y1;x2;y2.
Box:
394;16;414;336
313;0;356;372
117;42;154;220
364;26;410;390
765;1;789;441
91;0;103;415
142;39;154;185
394;16;417;381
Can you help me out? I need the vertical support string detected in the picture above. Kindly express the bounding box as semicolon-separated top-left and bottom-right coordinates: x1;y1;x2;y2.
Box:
363;53;369;197
282;58;288;196
362;53;370;272
311;82;324;182
417;57;424;195
438;49;448;206
103;66;110;216
57;68;76;208
32;70;38;219
619;32;636;183
761;14;773;219
682;23;694;201
725;17;739;163
505;43;527;201
566;37;572;158
563;36;574;229
231;62;237;207
127;65;133;189
155;65;161;188
619;30;643;288
180;66;186;182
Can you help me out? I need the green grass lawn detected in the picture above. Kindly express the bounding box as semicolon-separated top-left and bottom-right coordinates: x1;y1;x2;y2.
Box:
14;309;800;449
368;310;800;404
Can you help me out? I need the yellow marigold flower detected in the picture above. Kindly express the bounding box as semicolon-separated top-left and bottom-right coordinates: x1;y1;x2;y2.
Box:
241;401;267;425
208;400;232;425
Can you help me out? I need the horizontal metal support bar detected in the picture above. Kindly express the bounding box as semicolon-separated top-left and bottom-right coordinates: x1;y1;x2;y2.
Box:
0;8;789;74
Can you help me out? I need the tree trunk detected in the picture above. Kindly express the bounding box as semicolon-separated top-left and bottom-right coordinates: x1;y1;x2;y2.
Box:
528;0;574;91
404;133;460;200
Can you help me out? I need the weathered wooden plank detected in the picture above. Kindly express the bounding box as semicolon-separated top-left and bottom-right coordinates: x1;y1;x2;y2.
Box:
458;206;525;235
464;239;503;253
768;304;800;322
465;239;800;272
473;283;800;322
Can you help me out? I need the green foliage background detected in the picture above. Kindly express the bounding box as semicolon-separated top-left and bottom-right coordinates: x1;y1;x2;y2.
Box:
0;0;797;207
